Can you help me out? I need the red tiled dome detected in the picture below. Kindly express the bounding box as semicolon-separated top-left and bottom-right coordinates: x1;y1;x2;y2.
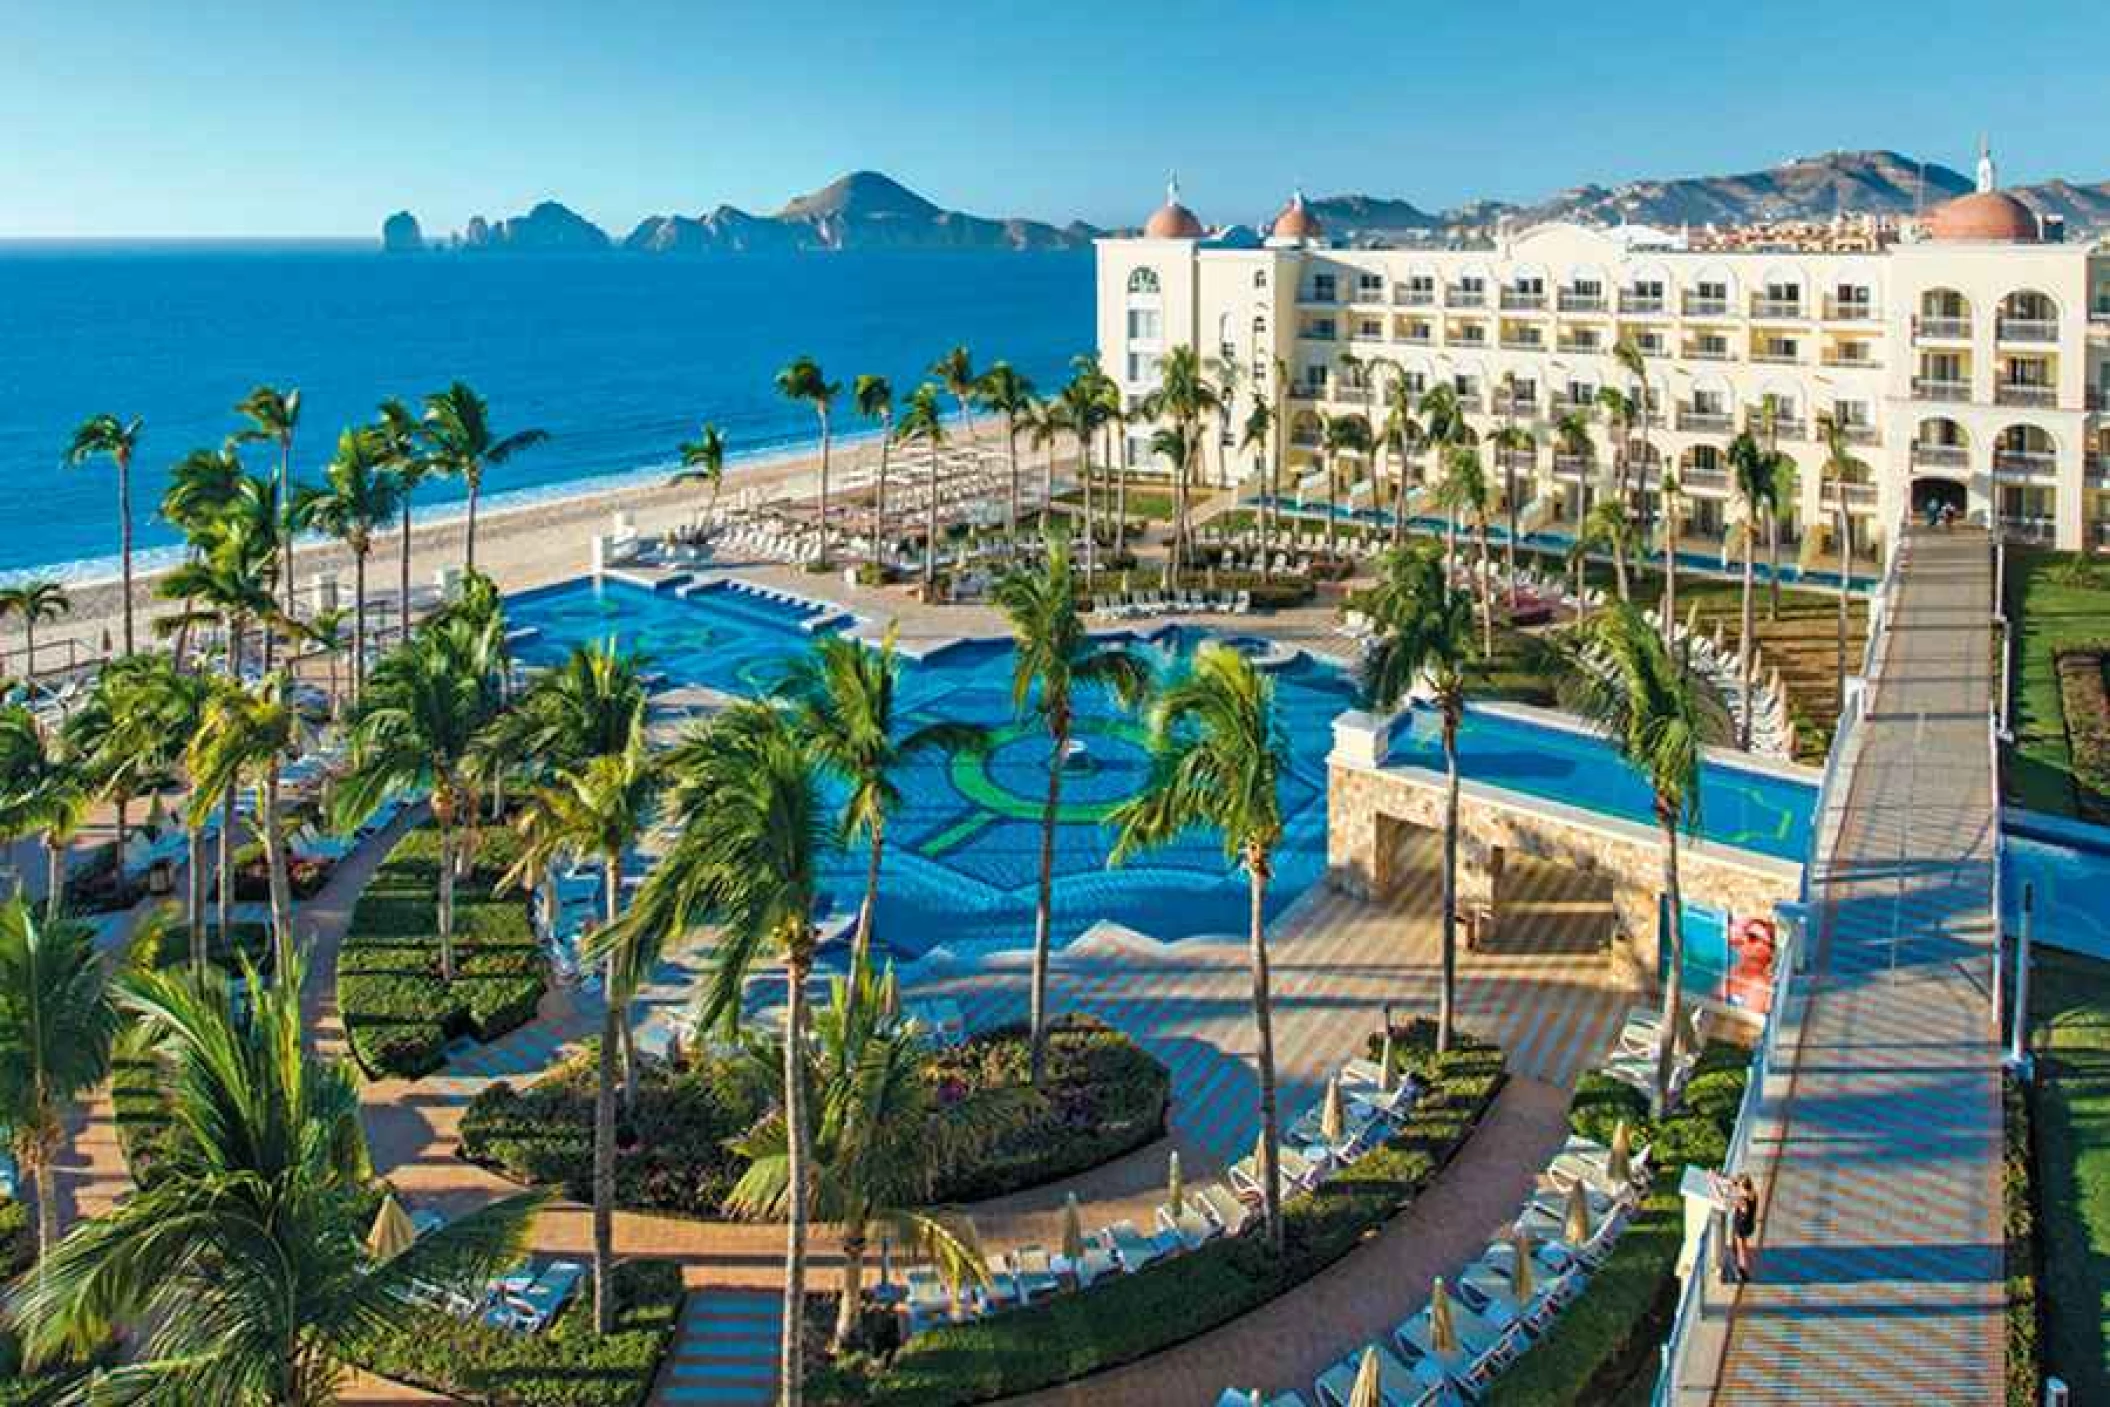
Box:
1926;190;2039;243
1145;199;1205;239
1271;192;1322;242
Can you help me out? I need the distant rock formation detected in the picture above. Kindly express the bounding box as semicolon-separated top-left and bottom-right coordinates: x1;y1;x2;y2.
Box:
381;211;424;253
456;201;610;252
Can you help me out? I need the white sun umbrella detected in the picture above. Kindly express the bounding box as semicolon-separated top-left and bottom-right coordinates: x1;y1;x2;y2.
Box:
1509;1225;1537;1304
1167;1150;1185;1220
1607;1119;1633;1185
1320;1074;1346;1145
1565;1178;1593;1248
1430;1276;1460;1356
1349;1344;1385;1407
1061;1192;1085;1265
1378;1026;1395;1093
365;1191;418;1263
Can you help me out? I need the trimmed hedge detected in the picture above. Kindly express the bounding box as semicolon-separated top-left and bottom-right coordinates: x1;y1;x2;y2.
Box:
110;1029;177;1185
1482;1043;1748;1407
347;1257;683;1407
460;1042;770;1216
2053;645;2110;819
0;1197;28;1280
2005;1075;2042;1407
338;825;547;1079
826;1023;1506;1405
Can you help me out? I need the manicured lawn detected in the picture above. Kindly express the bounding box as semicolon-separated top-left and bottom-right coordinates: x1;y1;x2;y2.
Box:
2004;547;2110;818
2029;947;2110;1402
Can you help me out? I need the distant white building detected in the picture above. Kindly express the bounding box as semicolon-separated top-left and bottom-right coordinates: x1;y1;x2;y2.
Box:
1099;154;2110;553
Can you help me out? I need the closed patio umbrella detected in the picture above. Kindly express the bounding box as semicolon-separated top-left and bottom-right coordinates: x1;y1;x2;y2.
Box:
1320;1074;1345;1144
1509;1226;1536;1304
1378;1028;1395;1093
1349;1344;1385;1407
1168;1150;1185;1220
1061;1192;1085;1264
1430;1276;1460;1356
1607;1119;1633;1185
1565;1178;1593;1248
366;1191;418;1263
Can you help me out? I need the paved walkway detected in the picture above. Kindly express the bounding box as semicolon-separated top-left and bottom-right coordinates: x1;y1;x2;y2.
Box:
1711;528;2005;1403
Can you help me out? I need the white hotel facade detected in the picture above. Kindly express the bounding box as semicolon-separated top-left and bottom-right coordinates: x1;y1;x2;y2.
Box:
1095;157;2110;556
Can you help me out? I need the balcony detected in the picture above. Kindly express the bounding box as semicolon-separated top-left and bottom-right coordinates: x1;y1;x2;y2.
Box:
1751;349;1803;366
1839;423;1881;447
1682;465;1729;493
1824;298;1876;321
1911;442;1969;469
1558;291;1608;313
1500;333;1547;351
1619;292;1667;315
1351;285;1389;306
1682;295;1731;317
1495;448;1536;472
1997;317;2059;344
1552;453;1595;479
1823;480;1880;508
1393;286;1437;308
1677;408;1733;433
1685;344;1733;362
1394;328;1435;347
1288;386;1323;402
1821;350;1883;371
1912;377;1971;403
1995;383;2057;409
1993;447;2058;475
1750;297;1805;320
1300;326;1338;343
1501;289;1547;311
1445;286;1487;308
1913;315;1972;341
1453;393;1487;414
1767;417;1809;441
1451;326;1488;346
1491;392;1539;417
1558;336;1604;356
1634;337;1668;357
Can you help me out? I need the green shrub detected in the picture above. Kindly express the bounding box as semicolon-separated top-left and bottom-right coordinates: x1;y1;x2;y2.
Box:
110;1028;177;1185
127;920;275;976
347;1257;682;1407
0;1197;29;1281
337;826;547;1079
842;1028;1507;1405
2005;1075;2042;1407
1483;1042;1750;1407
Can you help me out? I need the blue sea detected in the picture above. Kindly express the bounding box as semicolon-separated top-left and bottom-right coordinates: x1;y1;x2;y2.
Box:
0;243;1093;579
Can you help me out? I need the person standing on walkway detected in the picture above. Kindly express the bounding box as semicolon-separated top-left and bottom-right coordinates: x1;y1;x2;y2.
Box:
1729;1174;1759;1282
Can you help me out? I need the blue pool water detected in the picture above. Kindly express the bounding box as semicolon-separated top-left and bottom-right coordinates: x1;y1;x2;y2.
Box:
506;577;1817;961
1256;495;1877;593
2003;813;2110;962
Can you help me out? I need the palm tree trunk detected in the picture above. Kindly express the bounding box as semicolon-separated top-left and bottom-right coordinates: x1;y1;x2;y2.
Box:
816;411;833;571
1611;535;1630;602
1028;715;1066;1085
1654;809;1686;1116
1439;722;1460;1053
923;442;939;599
23;620;35;679
1245;848;1283;1255
44;838;64;926
1767;510;1783;623
436;821;457;982
1740;532;1757;749
1079;436;1096;588
1504;461;1521;606
465;467;482;573
280;442;297;623
780;944;813;1407
187;826;207;966
217;787;236;944
1477;519;1494;658
872;434;889;574
593;950;621;1334
834;1222;868;1350
33;1144;58;1267
119;455;135;655
261;770;295;975
853;822;884;979
399;499;415;643
1006;421;1021;559
1324;454;1340;556
352;548;368;704
1661;498;1678;648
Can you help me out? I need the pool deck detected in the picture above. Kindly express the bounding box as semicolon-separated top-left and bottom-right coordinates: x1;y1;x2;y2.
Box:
1694;527;2006;1404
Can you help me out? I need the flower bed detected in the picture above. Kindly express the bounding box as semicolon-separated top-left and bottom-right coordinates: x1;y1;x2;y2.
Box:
337;826;547;1079
818;1023;1505;1405
2053;645;2110;821
1481;1043;1748;1407
347;1257;683;1407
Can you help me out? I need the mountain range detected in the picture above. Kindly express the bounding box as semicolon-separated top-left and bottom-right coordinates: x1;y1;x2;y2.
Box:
380;151;2110;254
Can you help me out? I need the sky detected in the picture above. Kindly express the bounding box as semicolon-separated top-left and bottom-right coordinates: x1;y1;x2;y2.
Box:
2;0;2107;239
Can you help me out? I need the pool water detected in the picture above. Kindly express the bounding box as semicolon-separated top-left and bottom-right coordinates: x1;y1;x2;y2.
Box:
2003;815;2110;962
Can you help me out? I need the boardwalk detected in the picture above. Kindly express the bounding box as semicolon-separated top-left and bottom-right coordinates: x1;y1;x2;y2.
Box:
1712;528;2005;1403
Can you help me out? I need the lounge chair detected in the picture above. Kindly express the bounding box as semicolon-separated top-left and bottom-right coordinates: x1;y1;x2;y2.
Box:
1009;1244;1060;1301
1106;1219;1170;1272
507;1259;584;1332
1230;1144;1317;1202
903;1268;950;1334
1313;1341;1442;1407
1195;1181;1254;1236
1155;1202;1218;1252
1062;1231;1119;1289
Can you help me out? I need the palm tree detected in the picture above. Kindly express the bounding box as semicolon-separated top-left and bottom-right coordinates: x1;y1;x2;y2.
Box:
10;954;538;1403
1210;352;1245;493
295;426;404;703
0;581;69;679
992;534;1151;1082
1657;470;1683;646
1381;381;1426;551
162;443;248;538
62;413;143;654
1055;358;1114;585
296;607;351;719
1489;422;1535;604
0;897;118;1267
1239;399;1275;577
974;362;1036;556
1558;601;1723;1111
1025;395;1063;535
1728;429;1788;749
931;345;978;440
0;708;91;925
1577;495;1636;602
895;382;947;597
851;380;892;572
1361;545;1477;1055
613;700;831;1406
1817;414;1870;717
85;657;213;948
1148;425;1193;586
189;674;300;971
674;421;727;515
1551;408;1594;522
1144;345;1221;582
1610;331;1649;501
777;356;842;571
1319;412;1372;557
234;385;303;618
729;956;1023;1350
1595;385;1638;520
334;616;505;981
1109;644;1289;1252
776;628;985;983
374;397;431;645
421;382;548;574
1435;443;1493;651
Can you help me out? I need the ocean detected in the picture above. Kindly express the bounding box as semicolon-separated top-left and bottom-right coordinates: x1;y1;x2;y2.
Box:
0;243;1093;580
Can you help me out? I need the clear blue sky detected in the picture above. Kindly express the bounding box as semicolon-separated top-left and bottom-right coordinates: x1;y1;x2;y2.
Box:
5;0;2106;238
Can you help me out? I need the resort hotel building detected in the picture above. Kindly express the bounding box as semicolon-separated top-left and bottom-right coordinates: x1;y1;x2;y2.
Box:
1097;150;2110;555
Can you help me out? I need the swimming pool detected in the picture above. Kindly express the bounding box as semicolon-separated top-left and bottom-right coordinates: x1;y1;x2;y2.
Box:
1254;495;1878;593
2003;812;2110;961
506;576;1815;963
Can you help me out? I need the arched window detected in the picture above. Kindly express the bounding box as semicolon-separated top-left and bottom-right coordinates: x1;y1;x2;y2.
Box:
1127;267;1161;295
1253;269;1268;289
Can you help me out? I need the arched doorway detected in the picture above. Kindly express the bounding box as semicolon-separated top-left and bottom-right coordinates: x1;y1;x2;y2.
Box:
1912;476;1967;518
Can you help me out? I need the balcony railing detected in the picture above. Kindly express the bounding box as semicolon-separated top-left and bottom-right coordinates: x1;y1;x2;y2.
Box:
1452;393;1486;414
1751;297;1805;320
1393;286;1437;307
1351;285;1388;305
1995;383;2057;409
1914;314;1972;340
1500;334;1546;351
1677;408;1733;433
1558;291;1608;313
1993;446;2057;473
1997;317;2059;343
1751;349;1803;365
1824;298;1876;321
1491;393;1539;416
1686;344;1733;362
1682;295;1730;317
1821;350;1883;370
1822;480;1880;506
1301;327;1338;342
1445;286;1487;307
1394;328;1435;347
1619;292;1666;315
1911;442;1969;469
1288;386;1323;402
1997;515;2058;545
1840;423;1881;446
1500;289;1547;311
1495;449;1536;471
1452;327;1488;345
1766;417;1809;441
1299;287;1338;305
1912;377;1972;402
1634;338;1668;357
1552;453;1594;477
